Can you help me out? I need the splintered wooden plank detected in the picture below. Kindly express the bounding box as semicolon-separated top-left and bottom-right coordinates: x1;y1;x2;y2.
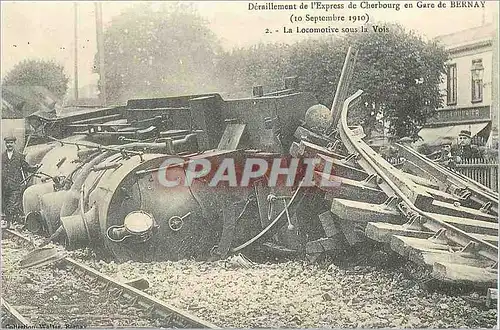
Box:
315;172;387;203
469;233;498;246
331;198;401;223
390;235;449;258
401;159;439;183
425;200;498;223
318;211;339;237
432;262;498;287
418;185;462;203
294;126;332;146
424;213;498;236
365;222;432;243
297;140;345;160
405;172;440;190
316;154;367;181
407;248;494;269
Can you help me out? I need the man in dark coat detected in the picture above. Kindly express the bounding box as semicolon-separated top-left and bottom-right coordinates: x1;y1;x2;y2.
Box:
455;130;483;161
2;135;38;228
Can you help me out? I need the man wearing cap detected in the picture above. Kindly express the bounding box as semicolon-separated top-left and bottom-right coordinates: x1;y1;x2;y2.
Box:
456;130;483;160
1;135;38;228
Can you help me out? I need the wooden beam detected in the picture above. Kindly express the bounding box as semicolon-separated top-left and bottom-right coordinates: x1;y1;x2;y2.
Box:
316;172;387;203
408;248;494;269
316;154;367;181
396;144;498;215
418;185;462;204
405;172;440;190
294;126;332;147
401;159;439;184
426;213;498;236
358;142;435;208
1;298;33;326
425;200;498;223
365;222;433;243
432;262;497;287
318;211;339;237
215;204;237;259
295;140;345;160
337;219;366;245
469;233;498;245
331;198;402;224
390;235;449;258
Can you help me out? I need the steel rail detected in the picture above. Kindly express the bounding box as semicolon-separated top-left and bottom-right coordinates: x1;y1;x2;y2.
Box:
3;229;221;329
335;91;398;199
1;298;33;327
338;91;498;262
398;143;498;199
396;143;498;213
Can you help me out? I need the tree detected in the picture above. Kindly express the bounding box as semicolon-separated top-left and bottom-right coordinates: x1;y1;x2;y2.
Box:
216;43;293;96
94;3;223;104
2;59;69;99
217;23;448;139
344;24;448;139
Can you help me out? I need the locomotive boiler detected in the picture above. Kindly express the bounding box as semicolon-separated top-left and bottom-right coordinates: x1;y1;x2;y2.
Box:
21;81;331;262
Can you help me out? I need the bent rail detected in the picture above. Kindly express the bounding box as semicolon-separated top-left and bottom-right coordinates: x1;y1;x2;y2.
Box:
338;91;498;262
396;144;498;215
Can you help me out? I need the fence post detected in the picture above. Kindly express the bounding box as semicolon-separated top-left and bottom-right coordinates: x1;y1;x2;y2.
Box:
455;156;498;192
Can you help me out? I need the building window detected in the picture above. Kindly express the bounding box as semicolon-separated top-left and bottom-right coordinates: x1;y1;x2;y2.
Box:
446;64;457;105
471;59;484;103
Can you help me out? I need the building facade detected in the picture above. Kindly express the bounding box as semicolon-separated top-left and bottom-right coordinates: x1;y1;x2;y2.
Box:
418;24;498;147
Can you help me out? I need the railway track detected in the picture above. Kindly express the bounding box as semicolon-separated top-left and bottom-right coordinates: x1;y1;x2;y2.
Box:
1;228;220;329
291;90;498;289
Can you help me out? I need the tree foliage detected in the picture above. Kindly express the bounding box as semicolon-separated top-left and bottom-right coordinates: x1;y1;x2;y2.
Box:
97;9;448;139
95;3;222;104
346;24;448;138
217;24;448;139
2;59;69;99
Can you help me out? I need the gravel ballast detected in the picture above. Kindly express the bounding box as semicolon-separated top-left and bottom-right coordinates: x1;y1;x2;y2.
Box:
3;229;498;328
2;238;157;328
85;256;497;328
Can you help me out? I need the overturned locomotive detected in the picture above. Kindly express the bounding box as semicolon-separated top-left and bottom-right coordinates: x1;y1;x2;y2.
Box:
22;81;338;262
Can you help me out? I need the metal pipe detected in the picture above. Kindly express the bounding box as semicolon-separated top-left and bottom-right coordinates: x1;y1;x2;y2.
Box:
60;151;112;218
74;2;79;101
330;47;358;129
95;2;106;105
47;136;144;156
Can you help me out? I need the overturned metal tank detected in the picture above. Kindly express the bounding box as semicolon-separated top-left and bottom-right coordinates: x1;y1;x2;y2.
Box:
22;81;323;262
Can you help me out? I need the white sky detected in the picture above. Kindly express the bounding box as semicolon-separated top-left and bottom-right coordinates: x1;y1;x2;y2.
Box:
1;1;498;87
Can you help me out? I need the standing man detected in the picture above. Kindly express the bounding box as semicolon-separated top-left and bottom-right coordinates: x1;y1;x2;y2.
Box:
1;135;38;228
456;130;483;161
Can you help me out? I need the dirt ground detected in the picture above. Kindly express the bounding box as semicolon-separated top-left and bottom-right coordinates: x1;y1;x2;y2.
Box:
84;252;498;328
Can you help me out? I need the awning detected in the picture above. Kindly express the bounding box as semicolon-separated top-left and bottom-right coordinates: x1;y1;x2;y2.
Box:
416;122;490;146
